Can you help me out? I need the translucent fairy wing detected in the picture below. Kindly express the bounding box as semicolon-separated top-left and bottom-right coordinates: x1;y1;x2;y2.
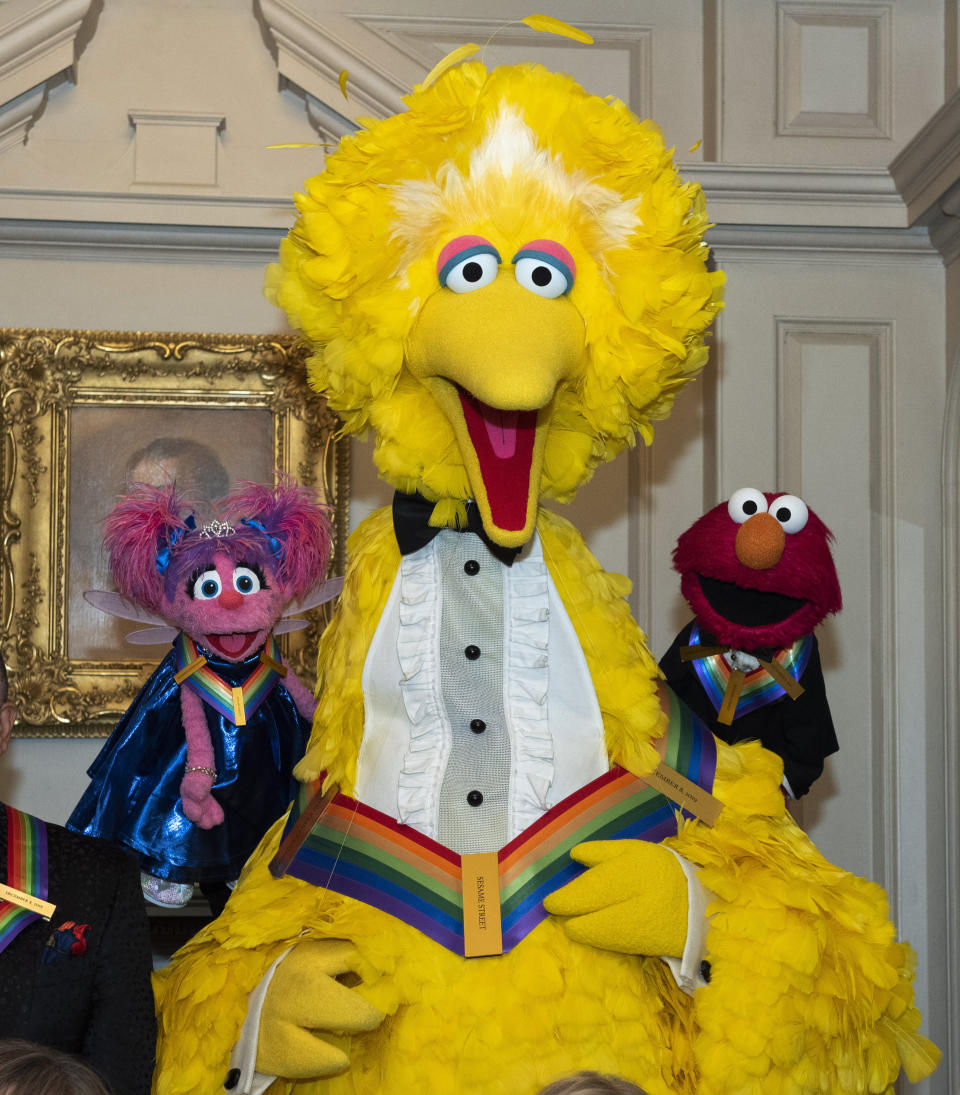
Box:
273;619;310;635
125;626;180;645
83;590;168;626
283;577;344;618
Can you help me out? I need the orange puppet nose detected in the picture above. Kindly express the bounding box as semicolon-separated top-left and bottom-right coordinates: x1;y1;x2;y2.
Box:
218;589;243;610
735;512;785;570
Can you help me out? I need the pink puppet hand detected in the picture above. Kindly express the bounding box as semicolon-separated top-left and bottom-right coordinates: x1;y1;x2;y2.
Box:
543;839;689;958
179;770;224;829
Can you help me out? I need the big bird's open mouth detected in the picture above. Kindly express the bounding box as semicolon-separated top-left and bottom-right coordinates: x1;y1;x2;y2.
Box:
458;390;537;533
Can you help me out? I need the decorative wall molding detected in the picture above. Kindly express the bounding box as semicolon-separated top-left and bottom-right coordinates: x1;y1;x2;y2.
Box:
889;87;960;224
686;163;906;228
0;85;45;155
777;319;896;891
0;219;284;264
941;343;960;1092
0;0;92;108
128;110;226;187
257;0;420;128
0;188;294;229
359;15;653;118
0;0;93;153
776;3;892;139
707;223;938;264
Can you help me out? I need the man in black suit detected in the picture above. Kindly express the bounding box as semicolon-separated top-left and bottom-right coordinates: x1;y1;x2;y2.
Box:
0;656;156;1095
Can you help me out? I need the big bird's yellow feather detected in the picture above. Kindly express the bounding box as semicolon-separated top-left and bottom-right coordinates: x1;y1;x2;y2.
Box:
155;61;937;1094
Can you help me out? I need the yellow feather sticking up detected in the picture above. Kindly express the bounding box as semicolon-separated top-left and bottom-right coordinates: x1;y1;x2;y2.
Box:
339;68;349;99
520;14;594;44
420;43;480;89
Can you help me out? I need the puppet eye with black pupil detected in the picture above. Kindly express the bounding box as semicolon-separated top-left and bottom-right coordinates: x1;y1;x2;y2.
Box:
727;487;769;524
770;494;809;533
190;568;222;600
233;565;263;595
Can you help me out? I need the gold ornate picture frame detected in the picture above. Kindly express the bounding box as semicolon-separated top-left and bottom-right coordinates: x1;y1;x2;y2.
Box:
0;329;349;736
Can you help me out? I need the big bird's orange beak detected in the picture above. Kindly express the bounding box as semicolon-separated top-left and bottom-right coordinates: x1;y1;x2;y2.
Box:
406;275;585;547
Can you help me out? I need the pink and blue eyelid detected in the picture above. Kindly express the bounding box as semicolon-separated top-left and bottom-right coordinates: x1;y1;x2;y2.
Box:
436;235;576;292
512;239;576;291
437;235;502;287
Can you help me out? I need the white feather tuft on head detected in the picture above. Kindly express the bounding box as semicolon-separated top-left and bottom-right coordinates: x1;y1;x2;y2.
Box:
390;106;640;275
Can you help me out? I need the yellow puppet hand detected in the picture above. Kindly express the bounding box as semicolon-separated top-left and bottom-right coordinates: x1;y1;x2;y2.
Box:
543;840;689;958
256;939;385;1079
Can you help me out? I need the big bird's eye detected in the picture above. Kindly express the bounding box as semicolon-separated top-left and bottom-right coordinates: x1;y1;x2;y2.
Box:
437;236;502;293
233;566;262;595
727;488;768;524
512;240;575;298
191;569;222;600
770;494;809;533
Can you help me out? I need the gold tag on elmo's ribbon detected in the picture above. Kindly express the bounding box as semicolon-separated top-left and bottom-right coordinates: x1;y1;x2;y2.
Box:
460;851;503;958
717;669;745;725
647;763;724;826
757;657;805;700
0;882;55;920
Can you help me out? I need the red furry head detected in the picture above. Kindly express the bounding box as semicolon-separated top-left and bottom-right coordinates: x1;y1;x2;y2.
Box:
672;488;841;650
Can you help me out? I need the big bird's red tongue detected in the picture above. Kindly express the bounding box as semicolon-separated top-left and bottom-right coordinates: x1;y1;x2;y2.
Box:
459;391;537;532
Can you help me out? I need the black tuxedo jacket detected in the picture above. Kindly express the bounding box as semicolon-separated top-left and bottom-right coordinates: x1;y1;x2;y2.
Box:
0;806;156;1095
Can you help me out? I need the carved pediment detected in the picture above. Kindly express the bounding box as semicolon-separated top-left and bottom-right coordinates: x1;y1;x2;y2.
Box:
0;0;94;149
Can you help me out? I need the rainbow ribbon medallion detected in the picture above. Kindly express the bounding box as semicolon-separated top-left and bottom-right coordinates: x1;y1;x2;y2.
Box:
175;633;283;727
279;695;717;958
690;623;811;720
0;805;50;954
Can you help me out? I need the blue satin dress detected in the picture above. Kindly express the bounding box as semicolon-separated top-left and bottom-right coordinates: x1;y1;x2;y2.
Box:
67;640;310;883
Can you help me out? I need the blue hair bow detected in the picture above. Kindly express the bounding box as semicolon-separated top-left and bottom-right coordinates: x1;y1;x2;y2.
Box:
155;514;196;573
241;518;283;561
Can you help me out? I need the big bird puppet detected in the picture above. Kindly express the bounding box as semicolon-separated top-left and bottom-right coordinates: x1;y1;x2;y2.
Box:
154;49;938;1095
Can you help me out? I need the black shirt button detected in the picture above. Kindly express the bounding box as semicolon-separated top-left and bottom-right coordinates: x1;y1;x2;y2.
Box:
470;718;486;734
224;1069;241;1091
467;790;483;807
464;644;481;660
464;559;480;576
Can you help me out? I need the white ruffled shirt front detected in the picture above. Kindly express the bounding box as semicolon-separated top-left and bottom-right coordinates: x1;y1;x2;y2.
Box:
355;531;611;845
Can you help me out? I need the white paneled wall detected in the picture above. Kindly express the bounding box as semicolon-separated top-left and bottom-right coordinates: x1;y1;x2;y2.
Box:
0;1;957;1086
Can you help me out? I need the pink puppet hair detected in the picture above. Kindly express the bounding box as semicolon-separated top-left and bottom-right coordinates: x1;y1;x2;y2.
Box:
221;479;332;600
104;483;191;611
103;478;332;612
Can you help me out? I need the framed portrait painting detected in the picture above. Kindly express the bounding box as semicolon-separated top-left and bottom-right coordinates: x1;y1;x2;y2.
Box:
0;329;349;736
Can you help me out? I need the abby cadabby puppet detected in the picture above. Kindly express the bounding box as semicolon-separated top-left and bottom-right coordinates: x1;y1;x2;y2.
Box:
67;480;333;907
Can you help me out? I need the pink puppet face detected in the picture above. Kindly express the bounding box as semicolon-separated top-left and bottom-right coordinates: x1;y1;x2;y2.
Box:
672;489;842;650
160;549;286;662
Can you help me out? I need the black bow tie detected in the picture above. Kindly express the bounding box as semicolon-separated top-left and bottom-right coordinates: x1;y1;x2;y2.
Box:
392;491;523;566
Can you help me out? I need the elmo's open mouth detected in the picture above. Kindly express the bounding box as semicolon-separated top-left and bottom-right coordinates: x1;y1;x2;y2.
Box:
204;632;259;659
697;575;806;627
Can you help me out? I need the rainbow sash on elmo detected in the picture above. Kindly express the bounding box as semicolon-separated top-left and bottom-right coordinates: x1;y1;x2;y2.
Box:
0;806;49;954
689;623;812;720
274;692;717;957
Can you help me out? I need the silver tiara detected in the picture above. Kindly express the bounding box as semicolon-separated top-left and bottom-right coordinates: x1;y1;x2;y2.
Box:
198;519;236;539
